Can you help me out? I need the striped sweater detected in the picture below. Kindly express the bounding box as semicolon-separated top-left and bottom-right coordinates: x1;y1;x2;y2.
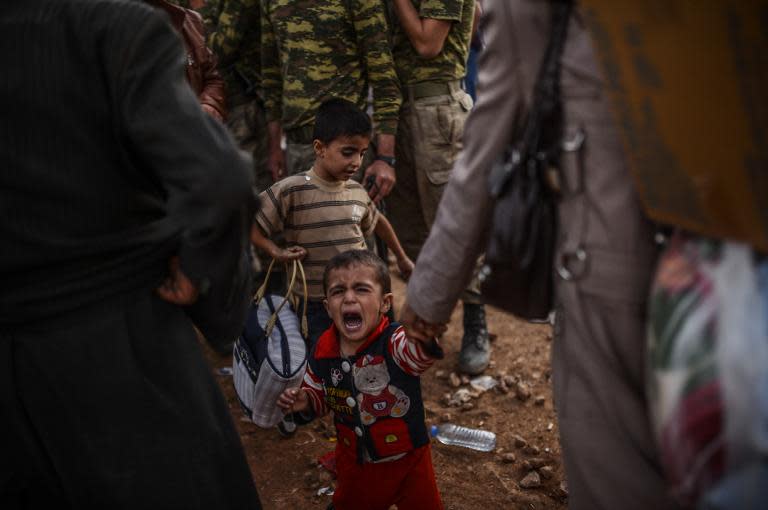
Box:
255;169;379;299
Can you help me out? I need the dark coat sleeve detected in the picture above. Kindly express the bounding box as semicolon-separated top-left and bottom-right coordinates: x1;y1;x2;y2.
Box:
106;7;256;347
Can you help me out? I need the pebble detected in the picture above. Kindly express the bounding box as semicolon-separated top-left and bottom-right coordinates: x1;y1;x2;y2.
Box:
539;466;555;480
519;471;541;489
435;370;448;380
547;422;554;431
503;375;517;387
461;402;475;412
528;457;549;469
523;445;540;456
534;395;546;406
440;412;452;423
514;382;531;401
500;453;516;464
449;372;462;388
512;434;527;448
496;384;509;395
557;480;569;497
454;388;474;404
440;393;453;407
460;374;471;385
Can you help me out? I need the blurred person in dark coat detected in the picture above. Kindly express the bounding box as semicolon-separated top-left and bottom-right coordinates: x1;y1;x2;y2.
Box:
401;1;680;508
0;0;261;508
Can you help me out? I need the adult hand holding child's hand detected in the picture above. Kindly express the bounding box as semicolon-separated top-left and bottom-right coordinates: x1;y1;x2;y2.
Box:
277;387;309;413
400;301;447;344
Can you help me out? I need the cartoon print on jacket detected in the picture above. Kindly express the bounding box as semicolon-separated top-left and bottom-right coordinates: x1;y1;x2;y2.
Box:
353;354;410;425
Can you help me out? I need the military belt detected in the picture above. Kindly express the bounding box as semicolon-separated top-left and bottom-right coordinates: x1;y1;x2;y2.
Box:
405;79;463;102
285;124;315;145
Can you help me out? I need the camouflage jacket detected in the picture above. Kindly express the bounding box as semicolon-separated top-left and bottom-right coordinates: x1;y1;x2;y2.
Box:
261;0;401;135
391;0;475;85
173;0;261;98
208;0;261;99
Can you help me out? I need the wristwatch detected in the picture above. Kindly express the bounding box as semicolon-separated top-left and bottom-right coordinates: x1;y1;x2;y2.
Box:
374;155;396;167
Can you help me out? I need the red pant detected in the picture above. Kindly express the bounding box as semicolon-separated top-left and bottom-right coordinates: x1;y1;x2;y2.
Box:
333;444;443;510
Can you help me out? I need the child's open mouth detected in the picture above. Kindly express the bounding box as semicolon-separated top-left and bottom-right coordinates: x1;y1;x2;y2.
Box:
342;312;363;331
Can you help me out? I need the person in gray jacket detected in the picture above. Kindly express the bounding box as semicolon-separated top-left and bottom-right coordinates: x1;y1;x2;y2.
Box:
401;1;680;508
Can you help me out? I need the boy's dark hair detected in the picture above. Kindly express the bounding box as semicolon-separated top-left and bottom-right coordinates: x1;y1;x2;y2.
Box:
323;250;391;295
313;98;372;145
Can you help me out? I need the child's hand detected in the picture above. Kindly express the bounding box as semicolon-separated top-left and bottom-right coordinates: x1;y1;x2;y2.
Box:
277;387;309;413
274;246;307;262
397;255;415;279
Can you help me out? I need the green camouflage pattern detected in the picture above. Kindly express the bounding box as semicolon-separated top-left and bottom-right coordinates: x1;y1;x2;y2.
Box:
391;0;475;85
207;0;261;97
168;0;217;27
261;0;401;134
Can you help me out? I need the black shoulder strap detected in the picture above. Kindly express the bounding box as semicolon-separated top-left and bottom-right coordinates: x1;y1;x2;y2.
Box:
490;1;573;197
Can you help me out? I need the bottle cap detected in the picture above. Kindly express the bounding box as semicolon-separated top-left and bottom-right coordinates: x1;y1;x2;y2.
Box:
430;425;439;437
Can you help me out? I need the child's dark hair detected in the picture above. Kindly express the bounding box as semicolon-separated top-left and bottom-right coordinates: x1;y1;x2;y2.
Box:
323;250;391;295
313;98;372;145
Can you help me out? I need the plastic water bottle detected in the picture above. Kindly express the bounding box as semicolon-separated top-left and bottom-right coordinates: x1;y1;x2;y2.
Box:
430;423;497;452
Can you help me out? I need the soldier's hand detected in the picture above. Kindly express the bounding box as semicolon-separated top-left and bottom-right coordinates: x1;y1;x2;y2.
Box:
268;145;285;182
364;160;396;204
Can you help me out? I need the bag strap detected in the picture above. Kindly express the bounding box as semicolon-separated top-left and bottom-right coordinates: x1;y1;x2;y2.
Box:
490;0;573;197
257;258;309;339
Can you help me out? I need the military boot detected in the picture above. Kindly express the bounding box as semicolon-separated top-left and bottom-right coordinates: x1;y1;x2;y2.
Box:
458;303;491;375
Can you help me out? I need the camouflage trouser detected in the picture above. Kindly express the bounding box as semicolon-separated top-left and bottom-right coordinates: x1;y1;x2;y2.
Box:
389;87;482;303
227;94;271;193
227;93;270;275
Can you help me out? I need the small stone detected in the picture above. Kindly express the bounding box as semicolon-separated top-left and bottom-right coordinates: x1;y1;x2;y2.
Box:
496;384;509;394
515;382;531;401
461;402;475;412
528;457;549;469
449;372;462;388
539;466;555;480
460;374;471;385
519;471;541;489
534;395;546;406
440;393;453;407
454;388;473;403
435;370;448;380
547;422;554;431
440;412;452;423
512;434;527;448
500;453;516;464
503;375;517;387
557;480;569;497
545;333;553;342
488;333;498;342
531;371;541;380
523;445;540;455
522;460;532;470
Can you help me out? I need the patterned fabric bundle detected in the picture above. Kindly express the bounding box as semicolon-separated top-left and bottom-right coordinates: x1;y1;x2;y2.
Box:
647;234;768;507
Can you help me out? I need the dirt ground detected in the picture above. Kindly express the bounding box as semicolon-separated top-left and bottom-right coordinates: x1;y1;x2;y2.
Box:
203;273;568;510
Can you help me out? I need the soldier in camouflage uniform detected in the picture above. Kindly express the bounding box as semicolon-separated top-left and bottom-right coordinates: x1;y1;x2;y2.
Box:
207;0;272;194
172;0;271;194
260;0;401;203
388;0;491;375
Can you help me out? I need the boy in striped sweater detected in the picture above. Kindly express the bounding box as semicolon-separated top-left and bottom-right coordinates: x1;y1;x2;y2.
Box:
250;98;413;343
278;250;443;510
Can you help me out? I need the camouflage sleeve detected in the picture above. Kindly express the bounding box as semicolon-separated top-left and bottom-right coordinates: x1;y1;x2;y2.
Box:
260;0;283;123
208;0;258;70
420;0;464;21
350;0;401;135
